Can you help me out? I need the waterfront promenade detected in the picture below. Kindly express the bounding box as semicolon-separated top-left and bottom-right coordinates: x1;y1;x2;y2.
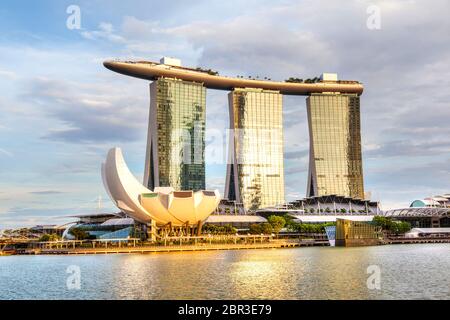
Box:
38;240;306;255
1;234;329;256
3;234;450;256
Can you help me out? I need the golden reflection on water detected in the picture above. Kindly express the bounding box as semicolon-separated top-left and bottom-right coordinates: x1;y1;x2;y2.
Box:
228;250;298;300
109;252;232;300
1;245;449;299
300;247;374;299
226;248;375;300
103;245;450;300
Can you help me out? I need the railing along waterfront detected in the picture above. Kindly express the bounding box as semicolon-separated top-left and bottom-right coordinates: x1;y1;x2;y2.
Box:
2;233;335;255
20;234;278;250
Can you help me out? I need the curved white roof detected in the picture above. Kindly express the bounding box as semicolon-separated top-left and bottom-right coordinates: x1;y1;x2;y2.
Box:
102;148;221;226
101;218;135;226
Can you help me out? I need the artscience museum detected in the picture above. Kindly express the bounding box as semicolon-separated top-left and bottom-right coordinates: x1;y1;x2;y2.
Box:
101;148;221;237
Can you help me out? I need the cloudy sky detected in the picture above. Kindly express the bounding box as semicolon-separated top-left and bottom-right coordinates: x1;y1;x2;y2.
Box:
0;0;449;228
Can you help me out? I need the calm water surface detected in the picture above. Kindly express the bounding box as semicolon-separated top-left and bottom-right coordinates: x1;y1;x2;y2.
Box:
1;244;449;300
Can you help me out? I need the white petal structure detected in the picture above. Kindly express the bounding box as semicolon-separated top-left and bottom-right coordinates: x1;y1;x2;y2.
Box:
102;148;221;226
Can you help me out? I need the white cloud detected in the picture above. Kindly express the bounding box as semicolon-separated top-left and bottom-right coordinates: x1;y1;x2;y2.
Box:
81;22;126;43
0;148;13;158
0;69;17;79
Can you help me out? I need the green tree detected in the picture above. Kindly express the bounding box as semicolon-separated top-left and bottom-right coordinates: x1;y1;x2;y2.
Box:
299;224;310;233
283;214;298;232
398;221;412;234
39;233;60;242
372;216;393;229
268;215;286;234
69;228;90;240
372;216;411;235
249;223;273;234
390;221;412;235
223;224;237;234
259;223;273;234
249;224;261;234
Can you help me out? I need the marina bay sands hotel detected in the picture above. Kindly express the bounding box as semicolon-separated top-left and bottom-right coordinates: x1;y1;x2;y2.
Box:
104;57;365;211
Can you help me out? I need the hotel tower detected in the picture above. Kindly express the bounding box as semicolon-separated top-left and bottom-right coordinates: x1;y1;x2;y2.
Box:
104;58;365;210
143;58;206;191
224;88;285;211
306;89;364;199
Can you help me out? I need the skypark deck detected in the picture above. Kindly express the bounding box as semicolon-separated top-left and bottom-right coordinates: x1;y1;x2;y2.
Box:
103;60;364;96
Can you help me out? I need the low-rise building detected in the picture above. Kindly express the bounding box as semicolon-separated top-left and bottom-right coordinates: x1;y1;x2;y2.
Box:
383;193;450;228
335;219;383;247
289;195;380;215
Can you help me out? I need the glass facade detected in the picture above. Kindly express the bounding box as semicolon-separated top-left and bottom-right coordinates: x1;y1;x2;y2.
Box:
145;77;206;191
335;219;382;247
225;88;285;211
307;93;364;199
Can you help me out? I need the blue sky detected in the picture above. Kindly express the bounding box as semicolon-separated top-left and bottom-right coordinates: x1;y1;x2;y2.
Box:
1;0;449;228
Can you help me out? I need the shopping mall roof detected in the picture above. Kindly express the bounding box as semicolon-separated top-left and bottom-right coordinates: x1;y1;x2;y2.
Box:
205;215;267;224
290;215;375;223
289;195;378;207
383;207;450;218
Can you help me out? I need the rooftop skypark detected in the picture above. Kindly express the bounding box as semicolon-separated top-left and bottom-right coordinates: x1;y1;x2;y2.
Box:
104;59;364;96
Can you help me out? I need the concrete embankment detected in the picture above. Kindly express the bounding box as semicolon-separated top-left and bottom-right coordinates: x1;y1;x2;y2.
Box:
15;239;330;255
383;238;450;245
5;237;448;256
